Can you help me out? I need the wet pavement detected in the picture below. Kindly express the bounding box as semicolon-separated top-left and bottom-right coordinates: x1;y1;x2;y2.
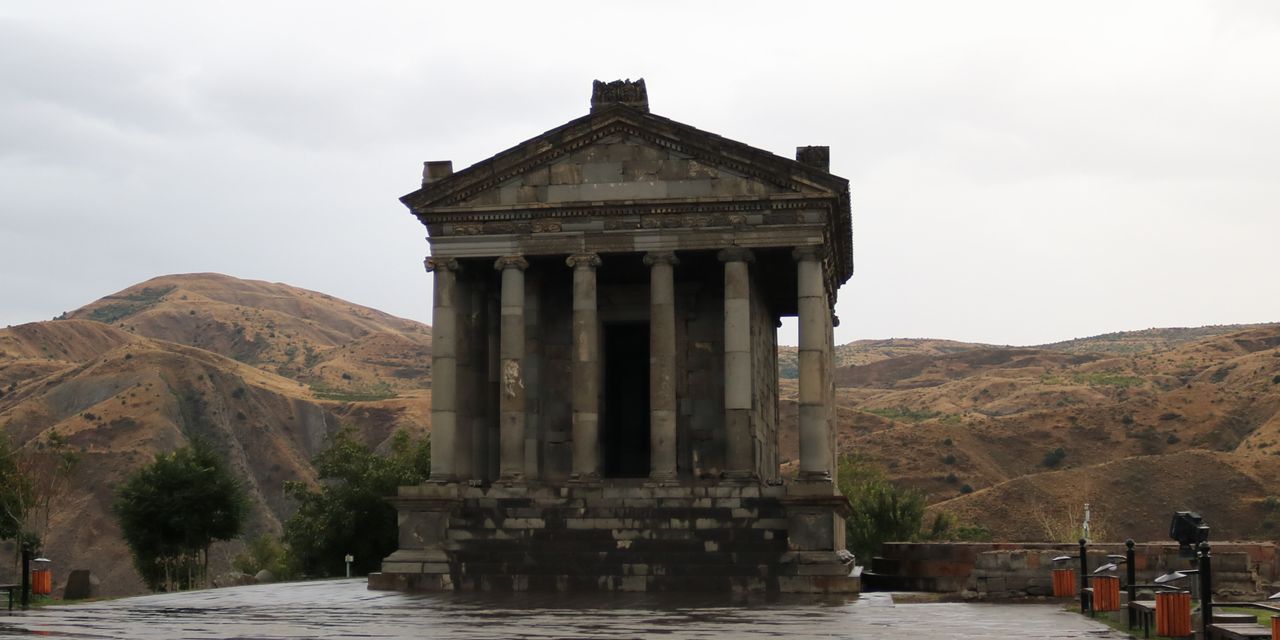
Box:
0;579;1124;639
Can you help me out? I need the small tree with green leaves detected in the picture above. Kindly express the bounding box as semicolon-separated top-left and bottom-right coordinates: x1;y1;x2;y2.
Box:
283;429;429;577
113;440;248;591
837;455;989;561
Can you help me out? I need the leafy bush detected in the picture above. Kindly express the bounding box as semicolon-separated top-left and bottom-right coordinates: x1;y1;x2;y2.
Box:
836;455;985;560
942;454;957;465
960;484;974;494
232;534;294;579
283;429;429;577
1042;447;1067;468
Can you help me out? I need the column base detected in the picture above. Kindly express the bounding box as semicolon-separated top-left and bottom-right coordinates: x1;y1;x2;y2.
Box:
719;471;758;485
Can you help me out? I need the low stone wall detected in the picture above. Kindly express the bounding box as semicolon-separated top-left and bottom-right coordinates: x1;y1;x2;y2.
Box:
874;542;1278;601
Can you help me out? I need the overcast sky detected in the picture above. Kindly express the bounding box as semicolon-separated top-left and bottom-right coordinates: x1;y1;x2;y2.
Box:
2;1;1278;346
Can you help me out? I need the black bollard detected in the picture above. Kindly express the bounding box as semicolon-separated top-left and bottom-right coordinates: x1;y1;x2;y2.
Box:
1079;538;1089;614
1199;541;1213;639
1125;539;1136;629
20;542;30;610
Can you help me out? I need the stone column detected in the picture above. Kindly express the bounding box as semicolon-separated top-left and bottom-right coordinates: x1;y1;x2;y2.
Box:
795;246;832;482
494;255;529;482
567;253;602;481
470;285;490;482
524;274;541;480
426;256;460;483
719;248;755;480
485;295;500;481
453;272;474;482
644;251;679;483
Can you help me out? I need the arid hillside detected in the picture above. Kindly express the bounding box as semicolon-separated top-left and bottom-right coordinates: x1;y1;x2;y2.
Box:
0;275;432;595
779;338;994;377
817;324;1280;542
65;273;432;397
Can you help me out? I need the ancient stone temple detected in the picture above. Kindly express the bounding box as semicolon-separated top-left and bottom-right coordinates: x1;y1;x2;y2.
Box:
369;79;857;593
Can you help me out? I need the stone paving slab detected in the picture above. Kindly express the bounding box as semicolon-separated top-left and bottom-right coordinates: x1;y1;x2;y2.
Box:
0;579;1126;639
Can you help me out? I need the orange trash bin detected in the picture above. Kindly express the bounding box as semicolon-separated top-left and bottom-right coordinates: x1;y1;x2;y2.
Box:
31;568;52;596
1091;575;1120;612
1156;590;1192;637
1052;568;1077;597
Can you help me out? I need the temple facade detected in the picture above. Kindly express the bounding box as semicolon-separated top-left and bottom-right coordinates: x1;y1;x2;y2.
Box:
369;80;858;593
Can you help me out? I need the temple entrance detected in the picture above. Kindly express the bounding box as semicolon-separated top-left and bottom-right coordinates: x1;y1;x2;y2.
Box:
602;322;650;478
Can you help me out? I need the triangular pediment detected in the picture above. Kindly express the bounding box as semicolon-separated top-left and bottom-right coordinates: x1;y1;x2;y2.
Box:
402;109;845;212
456;131;816;208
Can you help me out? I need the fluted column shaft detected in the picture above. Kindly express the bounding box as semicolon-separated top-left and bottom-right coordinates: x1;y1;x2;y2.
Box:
495;255;529;482
720;248;755;479
567;253;602;480
645;251;679;482
426;257;460;482
795;246;832;481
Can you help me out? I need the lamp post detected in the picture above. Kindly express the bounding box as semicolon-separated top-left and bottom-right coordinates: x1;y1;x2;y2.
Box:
1125;539;1137;628
20;540;31;610
1078;538;1088;613
1198;542;1213;639
345;554;354;578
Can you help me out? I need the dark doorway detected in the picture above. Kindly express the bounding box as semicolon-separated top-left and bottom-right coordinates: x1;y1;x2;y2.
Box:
603;323;650;478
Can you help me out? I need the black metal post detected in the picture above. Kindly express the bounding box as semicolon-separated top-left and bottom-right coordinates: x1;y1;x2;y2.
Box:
1125;538;1137;629
1079;538;1089;614
1199;542;1213;639
20;542;31;610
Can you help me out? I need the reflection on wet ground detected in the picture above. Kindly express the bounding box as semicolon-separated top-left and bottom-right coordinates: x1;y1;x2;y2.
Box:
0;579;1122;639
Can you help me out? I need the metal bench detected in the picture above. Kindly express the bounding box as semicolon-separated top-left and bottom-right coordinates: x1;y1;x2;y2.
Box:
1208;622;1271;640
1129;599;1156;637
0;583;18;611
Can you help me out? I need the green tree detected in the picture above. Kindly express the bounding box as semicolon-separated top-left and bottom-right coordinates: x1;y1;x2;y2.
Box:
113;440;248;591
283;429;429;577
836;455;987;561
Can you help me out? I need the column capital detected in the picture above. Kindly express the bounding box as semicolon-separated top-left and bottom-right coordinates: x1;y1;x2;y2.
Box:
493;255;529;271
792;245;827;262
565;253;602;269
424;256;460;273
717;247;755;263
643;251;679;266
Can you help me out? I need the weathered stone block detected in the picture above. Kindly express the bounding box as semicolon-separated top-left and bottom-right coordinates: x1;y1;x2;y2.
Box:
582;162;623;183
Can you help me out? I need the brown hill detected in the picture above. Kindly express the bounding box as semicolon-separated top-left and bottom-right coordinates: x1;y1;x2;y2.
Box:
824;324;1280;542
1;276;435;596
1035;324;1270;356
65;273;433;396
780;338;993;378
